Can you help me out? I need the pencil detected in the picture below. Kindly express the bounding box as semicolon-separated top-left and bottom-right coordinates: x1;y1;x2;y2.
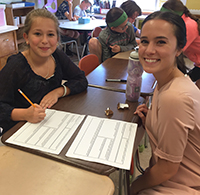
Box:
18;89;36;108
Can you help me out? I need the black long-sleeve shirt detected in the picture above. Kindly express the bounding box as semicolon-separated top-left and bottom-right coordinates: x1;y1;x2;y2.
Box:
0;48;88;135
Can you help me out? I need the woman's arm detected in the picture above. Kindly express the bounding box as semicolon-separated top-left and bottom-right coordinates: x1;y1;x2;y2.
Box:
131;158;180;195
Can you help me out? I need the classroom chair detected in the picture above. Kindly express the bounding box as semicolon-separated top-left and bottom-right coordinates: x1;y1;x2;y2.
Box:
60;35;80;61
81;26;102;59
78;54;100;76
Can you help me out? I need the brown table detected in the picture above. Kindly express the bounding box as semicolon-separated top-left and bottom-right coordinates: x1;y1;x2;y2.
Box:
86;58;155;96
112;50;134;60
2;87;144;176
0;146;115;195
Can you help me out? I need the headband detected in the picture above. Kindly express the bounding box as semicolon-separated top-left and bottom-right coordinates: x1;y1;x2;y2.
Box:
160;6;184;16
108;11;128;28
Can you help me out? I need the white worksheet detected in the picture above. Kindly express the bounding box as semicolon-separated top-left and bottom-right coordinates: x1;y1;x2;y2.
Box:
66;115;137;169
6;109;85;154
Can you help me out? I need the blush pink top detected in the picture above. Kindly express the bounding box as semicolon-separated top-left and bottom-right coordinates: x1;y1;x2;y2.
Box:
140;76;200;194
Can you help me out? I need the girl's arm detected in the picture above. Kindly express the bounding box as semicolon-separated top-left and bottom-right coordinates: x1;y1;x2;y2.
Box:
53;49;88;95
39;86;70;109
11;104;46;123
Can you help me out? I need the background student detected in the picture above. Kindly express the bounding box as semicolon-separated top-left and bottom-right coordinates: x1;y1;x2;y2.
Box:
89;7;137;63
0;9;88;136
73;0;92;20
131;11;200;195
73;0;92;47
56;0;79;39
161;0;200;88
120;0;141;38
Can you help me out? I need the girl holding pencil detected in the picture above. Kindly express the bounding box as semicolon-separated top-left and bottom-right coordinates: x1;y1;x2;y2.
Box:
0;9;88;136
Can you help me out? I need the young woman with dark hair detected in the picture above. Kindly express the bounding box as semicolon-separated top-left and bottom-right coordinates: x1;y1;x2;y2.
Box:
131;11;200;195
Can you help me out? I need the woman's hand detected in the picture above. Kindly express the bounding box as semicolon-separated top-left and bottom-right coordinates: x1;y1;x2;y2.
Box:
25;104;46;123
110;45;121;53
134;103;148;126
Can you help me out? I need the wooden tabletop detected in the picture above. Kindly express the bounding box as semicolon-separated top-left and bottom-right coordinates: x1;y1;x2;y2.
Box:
0;146;115;195
86;58;155;96
112;50;134;60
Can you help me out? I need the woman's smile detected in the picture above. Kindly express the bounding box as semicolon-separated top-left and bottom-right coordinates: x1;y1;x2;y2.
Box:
139;19;180;76
144;58;160;63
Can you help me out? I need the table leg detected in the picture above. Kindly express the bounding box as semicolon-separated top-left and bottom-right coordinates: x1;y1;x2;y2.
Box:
119;169;131;195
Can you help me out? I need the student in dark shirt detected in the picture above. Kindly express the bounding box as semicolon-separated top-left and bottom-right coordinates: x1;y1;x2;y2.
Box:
56;0;79;39
0;9;88;135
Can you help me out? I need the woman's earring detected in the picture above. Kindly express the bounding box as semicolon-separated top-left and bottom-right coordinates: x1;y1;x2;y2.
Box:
26;41;29;45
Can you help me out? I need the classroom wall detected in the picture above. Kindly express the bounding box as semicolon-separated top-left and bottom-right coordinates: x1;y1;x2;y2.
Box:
186;0;200;14
157;0;200;14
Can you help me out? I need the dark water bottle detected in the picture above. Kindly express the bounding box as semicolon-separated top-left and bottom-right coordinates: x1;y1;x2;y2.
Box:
126;50;143;101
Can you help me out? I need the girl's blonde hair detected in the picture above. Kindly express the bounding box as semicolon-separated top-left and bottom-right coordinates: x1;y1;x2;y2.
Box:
23;8;60;39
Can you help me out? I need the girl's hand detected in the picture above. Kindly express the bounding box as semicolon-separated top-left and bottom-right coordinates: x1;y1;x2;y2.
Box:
25;104;46;123
134;104;148;126
40;90;60;109
110;45;120;53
